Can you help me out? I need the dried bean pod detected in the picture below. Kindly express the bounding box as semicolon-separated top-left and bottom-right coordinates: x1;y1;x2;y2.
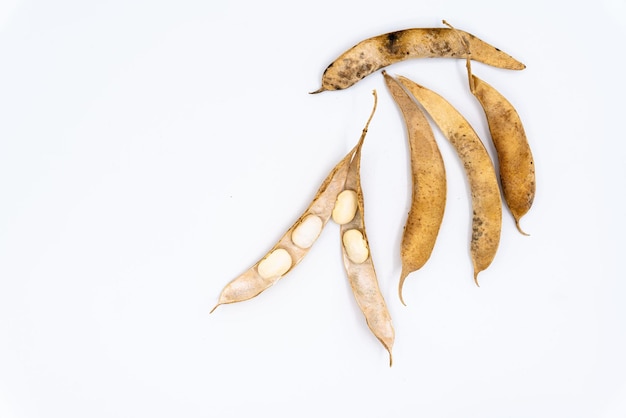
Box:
383;71;447;304
469;74;535;235
312;27;525;93
396;75;502;285
339;91;395;365
211;144;357;312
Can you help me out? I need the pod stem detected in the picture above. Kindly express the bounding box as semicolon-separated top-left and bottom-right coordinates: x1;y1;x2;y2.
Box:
442;20;475;93
357;90;378;148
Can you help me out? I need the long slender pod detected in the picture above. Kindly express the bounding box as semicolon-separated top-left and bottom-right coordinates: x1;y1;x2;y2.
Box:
211;143;357;312
382;71;447;304
312;27;525;93
396;76;502;285
443;20;535;235
469;74;535;235
337;91;395;365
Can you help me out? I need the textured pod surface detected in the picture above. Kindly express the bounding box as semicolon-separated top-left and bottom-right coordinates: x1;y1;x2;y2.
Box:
339;93;395;365
397;75;502;284
312;27;525;93
471;74;535;235
383;72;447;304
211;147;355;312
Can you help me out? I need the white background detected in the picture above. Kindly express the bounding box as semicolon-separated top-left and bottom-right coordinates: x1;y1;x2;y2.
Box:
1;0;625;417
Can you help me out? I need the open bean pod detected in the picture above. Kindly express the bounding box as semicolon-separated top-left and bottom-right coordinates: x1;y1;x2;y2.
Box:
337;91;395;365
211;145;356;312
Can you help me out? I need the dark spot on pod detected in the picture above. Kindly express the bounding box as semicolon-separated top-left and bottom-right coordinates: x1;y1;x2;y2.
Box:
385;31;403;55
355;63;373;79
471;212;485;242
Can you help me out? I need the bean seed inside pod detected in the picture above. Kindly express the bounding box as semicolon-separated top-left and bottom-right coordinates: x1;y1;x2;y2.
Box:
332;190;358;224
257;248;292;280
291;214;323;249
342;229;369;264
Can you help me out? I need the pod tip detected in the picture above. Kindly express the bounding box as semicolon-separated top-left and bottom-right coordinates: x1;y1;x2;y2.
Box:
515;218;530;236
309;87;326;94
209;303;220;314
473;271;481;287
399;269;409;306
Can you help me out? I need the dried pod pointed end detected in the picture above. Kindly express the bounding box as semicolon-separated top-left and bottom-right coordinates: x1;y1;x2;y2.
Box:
515;218;530;236
473;269;481;287
399;269;410;306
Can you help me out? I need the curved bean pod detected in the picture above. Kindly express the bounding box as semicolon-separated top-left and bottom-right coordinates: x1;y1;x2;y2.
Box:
396;75;502;285
383;71;447;304
469;74;535;235
312;27;525;93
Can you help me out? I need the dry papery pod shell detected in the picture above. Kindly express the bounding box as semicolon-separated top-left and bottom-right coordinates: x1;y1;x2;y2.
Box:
395;75;502;285
312;26;525;93
383;71;447;305
337;91;395;365
211;140;357;312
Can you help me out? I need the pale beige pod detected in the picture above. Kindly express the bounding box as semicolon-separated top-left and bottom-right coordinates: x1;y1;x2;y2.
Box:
396;75;502;285
211;143;359;312
339;91;395;365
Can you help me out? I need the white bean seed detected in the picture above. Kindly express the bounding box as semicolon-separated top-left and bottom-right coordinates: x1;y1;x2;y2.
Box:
257;248;292;280
342;229;369;264
291;214;323;249
332;190;358;224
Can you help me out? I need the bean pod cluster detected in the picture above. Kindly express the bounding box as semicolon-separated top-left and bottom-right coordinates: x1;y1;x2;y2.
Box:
213;21;535;366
